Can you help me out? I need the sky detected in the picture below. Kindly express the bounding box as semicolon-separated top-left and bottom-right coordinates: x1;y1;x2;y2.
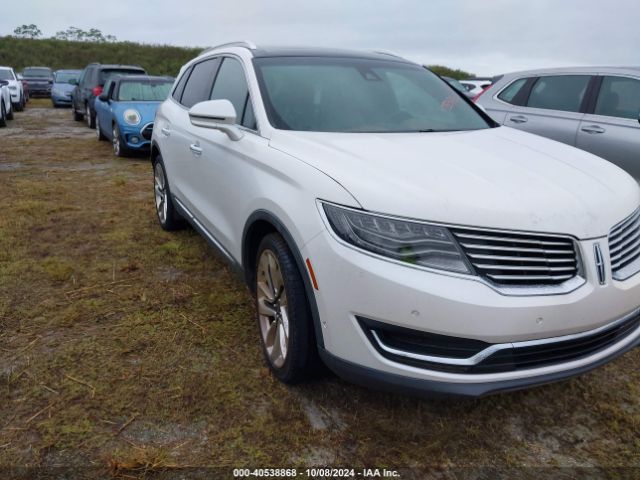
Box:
1;0;639;76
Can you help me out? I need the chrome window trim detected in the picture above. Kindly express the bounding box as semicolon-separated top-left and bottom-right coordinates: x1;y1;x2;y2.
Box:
317;200;586;297
370;307;640;367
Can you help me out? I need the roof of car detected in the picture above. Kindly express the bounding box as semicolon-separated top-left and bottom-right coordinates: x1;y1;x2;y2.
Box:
110;75;173;83
90;64;145;70
498;66;640;78
201;42;414;64
250;46;412;62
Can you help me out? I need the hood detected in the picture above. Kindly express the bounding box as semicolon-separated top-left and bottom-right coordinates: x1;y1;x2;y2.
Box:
269;126;640;239
112;101;161;125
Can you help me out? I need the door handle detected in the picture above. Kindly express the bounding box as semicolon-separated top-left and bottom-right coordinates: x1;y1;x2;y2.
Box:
581;125;606;134
161;127;171;137
189;143;203;156
509;115;528;124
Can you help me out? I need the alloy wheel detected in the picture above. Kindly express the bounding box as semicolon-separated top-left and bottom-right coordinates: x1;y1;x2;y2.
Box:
154;162;168;224
112;127;120;156
257;250;289;368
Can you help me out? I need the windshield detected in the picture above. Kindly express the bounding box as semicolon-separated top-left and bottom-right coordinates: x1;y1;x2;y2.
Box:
54;71;80;83
117;80;173;101
23;68;52;78
253;57;491;133
0;70;14;80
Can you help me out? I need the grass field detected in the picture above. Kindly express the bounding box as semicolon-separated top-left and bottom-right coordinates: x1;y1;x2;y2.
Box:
0;99;639;479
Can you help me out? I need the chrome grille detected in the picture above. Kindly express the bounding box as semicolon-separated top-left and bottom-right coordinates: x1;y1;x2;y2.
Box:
141;122;154;140
609;208;640;281
452;228;579;286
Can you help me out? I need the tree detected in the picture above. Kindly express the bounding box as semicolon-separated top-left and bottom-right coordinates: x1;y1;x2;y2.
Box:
428;65;475;80
13;24;42;39
53;26;117;43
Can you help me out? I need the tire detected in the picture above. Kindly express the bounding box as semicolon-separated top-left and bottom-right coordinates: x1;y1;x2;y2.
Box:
152;154;184;231
112;124;130;157
14;95;23;112
255;233;318;384
0;102;6;127
96;116;107;141
73;103;83;121
6;103;13;120
85;103;95;128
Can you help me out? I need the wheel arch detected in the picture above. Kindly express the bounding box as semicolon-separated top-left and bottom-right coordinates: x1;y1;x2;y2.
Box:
242;210;325;348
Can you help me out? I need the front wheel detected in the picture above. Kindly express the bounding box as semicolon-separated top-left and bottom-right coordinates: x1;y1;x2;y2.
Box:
73;105;83;121
112;125;129;157
0;102;6;127
255;233;317;384
6;103;13;120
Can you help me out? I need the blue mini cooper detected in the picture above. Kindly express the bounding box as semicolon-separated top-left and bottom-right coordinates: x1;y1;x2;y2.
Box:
94;75;174;157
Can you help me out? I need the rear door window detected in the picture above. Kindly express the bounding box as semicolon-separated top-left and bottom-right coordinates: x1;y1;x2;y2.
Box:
594;76;640;120
527;75;590;113
180;58;221;108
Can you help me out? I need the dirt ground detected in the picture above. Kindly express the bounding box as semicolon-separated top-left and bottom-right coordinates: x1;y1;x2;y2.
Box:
0;99;639;479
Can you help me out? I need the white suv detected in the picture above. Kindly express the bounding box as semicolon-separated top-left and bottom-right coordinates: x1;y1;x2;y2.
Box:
0;66;25;112
152;42;640;397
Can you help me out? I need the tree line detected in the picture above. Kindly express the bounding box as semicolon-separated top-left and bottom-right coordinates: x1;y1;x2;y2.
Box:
12;24;117;43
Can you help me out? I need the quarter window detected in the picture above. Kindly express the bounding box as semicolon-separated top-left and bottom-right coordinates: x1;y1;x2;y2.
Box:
180;58;220;109
527;75;590;113
172;66;191;102
210;58;252;127
498;78;528;104
594;76;640;120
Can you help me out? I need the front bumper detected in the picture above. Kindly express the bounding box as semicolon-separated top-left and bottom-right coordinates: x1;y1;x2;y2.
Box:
303;228;640;396
52;93;72;105
28;84;51;96
121;122;153;150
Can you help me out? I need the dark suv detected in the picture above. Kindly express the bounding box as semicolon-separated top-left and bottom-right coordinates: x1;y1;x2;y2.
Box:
71;63;146;128
21;67;53;97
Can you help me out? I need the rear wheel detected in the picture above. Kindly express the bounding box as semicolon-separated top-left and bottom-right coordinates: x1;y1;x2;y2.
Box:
96;116;106;141
0;102;6;127
73;104;83;121
85;104;95;128
255;233;317;383
152;155;183;231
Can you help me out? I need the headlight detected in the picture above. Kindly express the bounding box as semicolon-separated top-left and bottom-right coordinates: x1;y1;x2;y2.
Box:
322;202;472;274
123;109;141;126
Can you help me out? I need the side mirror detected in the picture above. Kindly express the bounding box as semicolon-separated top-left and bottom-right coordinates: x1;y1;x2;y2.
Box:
188;99;244;141
98;92;110;102
68;78;78;85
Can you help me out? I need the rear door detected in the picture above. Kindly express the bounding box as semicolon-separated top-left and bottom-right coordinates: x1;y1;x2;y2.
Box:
162;57;221;209
504;74;591;146
576;75;640;179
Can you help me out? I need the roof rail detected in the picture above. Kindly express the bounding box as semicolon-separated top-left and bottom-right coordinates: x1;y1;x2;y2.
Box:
373;50;404;59
200;41;258;55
